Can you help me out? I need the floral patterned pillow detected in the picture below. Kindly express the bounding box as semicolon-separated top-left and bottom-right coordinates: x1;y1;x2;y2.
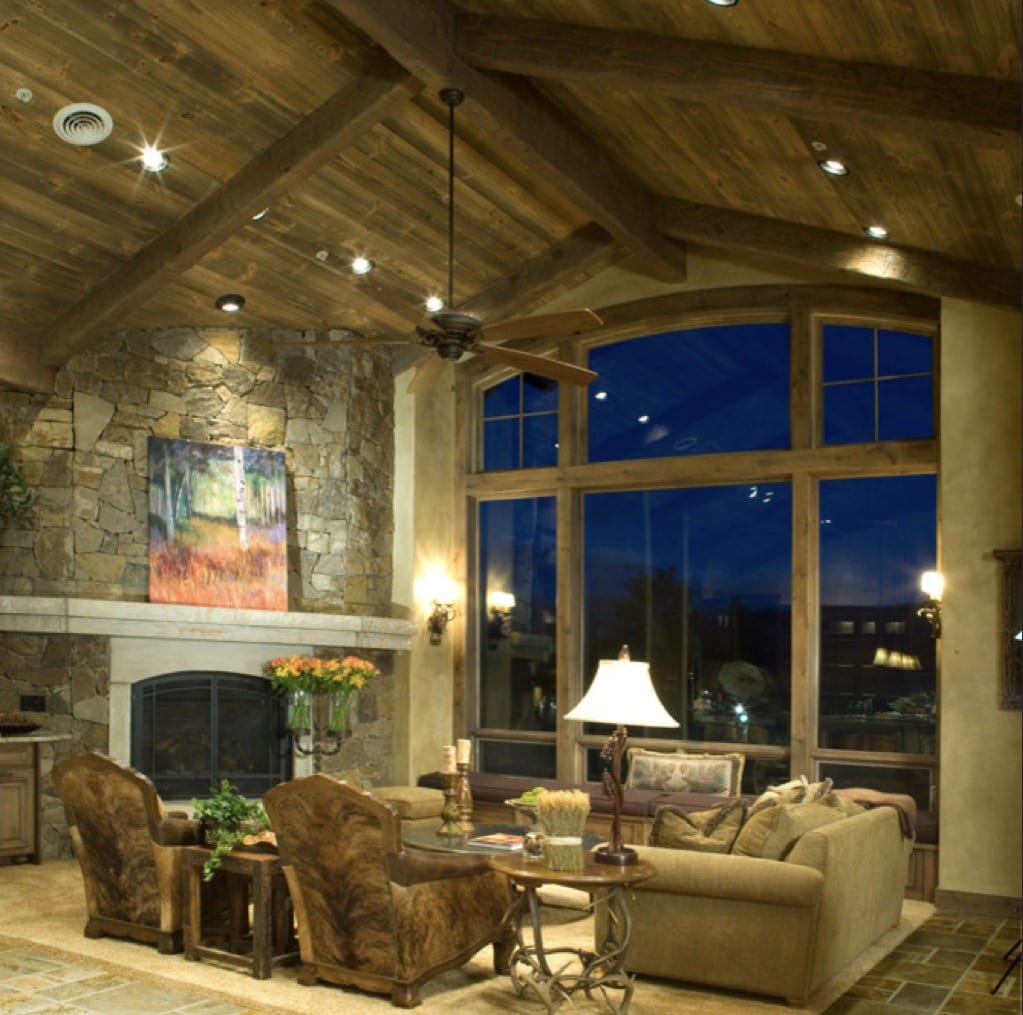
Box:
625;748;745;796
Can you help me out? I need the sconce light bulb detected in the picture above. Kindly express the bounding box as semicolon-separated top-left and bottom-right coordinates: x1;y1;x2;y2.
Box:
920;570;944;601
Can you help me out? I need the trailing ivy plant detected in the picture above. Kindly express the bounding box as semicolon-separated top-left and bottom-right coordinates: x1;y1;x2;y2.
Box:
191;778;272;881
0;444;33;525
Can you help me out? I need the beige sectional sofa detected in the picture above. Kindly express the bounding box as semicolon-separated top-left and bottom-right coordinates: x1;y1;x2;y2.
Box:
595;802;911;1005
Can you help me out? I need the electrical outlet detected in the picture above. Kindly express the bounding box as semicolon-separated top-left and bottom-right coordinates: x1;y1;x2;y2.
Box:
20;694;45;713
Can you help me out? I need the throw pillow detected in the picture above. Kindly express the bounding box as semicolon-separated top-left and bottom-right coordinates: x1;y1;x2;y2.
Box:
817;790;866;818
748;774;833;815
732;799;845;860
626;748;745;795
650;799;747;853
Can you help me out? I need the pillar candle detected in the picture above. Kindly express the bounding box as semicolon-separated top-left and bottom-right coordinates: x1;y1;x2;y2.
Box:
441;745;457;774
456;738;472;766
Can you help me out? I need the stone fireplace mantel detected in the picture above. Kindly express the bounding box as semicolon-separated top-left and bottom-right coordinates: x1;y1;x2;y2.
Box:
0;595;417;650
0;596;417;779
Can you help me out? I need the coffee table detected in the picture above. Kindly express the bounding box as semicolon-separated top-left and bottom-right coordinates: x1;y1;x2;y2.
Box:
402;821;605;854
488;852;655;1015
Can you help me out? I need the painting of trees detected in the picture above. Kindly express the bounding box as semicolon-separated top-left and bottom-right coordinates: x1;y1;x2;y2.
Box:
148;437;287;609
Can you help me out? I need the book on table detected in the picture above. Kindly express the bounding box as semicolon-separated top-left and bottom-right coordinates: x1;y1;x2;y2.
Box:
468;832;524;850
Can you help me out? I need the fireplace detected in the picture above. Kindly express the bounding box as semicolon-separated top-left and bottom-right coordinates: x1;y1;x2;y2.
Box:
131;671;292;799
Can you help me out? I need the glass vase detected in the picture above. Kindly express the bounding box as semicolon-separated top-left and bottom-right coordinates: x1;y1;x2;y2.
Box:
287;689;312;733
327;688;352;734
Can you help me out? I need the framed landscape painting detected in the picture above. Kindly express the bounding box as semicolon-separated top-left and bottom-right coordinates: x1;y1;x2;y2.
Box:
148;437;288;610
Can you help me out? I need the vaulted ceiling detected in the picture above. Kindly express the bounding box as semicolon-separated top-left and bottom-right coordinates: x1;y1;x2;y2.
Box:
1;0;1019;393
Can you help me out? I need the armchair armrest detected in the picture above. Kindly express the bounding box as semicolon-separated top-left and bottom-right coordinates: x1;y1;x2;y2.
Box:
386;849;493;887
152;817;202;847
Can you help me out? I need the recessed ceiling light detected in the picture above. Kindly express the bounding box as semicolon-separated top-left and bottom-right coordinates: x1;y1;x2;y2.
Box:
425;295;444;313
818;158;849;177
215;294;245;313
140;144;168;172
705;0;738;6
864;225;889;239
351;256;374;275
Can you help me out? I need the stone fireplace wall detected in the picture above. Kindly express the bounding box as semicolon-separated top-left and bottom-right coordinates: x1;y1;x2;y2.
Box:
0;326;394;608
0;327;403;856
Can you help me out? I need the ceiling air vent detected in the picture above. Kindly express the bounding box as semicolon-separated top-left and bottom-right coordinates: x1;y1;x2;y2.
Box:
52;103;113;146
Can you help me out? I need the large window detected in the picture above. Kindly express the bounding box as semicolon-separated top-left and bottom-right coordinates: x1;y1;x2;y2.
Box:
818;475;938;803
465;287;938;801
583;484;792;746
588;323;790;461
477;497;558;777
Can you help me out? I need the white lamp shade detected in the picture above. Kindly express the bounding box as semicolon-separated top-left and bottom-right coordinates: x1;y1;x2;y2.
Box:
565;658;679;728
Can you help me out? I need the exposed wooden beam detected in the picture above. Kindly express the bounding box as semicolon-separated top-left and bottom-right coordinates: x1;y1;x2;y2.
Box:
655;197;1020;309
0;341;55;394
329;0;688;281
41;56;421;366
455;16;1021;151
461;223;622;322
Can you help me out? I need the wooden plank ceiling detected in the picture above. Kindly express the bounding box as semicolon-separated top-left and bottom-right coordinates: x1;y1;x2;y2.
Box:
0;0;1019;392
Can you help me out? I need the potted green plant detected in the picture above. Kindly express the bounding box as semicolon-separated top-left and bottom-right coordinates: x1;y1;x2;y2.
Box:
0;444;33;525
191;779;272;881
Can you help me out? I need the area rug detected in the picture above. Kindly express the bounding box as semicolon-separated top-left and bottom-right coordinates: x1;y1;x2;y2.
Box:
0;860;933;1014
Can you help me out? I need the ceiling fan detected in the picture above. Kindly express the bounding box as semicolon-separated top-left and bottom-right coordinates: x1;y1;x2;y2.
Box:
280;88;603;393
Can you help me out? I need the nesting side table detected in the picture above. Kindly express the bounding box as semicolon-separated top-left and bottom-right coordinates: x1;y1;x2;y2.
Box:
182;845;297;979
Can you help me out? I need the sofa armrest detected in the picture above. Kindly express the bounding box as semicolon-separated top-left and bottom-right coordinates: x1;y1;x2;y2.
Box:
629;843;824;907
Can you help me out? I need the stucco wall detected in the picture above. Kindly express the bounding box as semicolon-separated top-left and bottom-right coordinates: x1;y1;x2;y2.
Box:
938;299;1022;902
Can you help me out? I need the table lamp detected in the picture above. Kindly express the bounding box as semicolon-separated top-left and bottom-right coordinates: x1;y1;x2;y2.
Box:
565;645;679;865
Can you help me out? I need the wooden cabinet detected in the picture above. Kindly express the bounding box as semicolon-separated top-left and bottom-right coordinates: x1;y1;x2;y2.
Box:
0;742;37;861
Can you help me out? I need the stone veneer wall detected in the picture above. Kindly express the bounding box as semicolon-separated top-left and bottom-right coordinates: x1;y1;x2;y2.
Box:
0;327;398;854
0;327;394;607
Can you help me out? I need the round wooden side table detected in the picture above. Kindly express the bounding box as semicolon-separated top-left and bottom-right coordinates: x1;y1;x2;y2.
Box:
488;852;655;1015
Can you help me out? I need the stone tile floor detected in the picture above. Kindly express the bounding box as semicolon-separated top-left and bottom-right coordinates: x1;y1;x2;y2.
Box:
0;944;257;1015
825;912;1021;1014
0;912;1018;1014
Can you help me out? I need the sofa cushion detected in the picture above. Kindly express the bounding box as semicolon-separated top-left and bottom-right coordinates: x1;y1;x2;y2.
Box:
732;798;846;860
650;798;746;853
625;748;744;795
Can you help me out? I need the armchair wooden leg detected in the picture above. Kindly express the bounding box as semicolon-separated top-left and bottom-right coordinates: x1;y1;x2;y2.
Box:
390;981;421;1007
493;933;513;974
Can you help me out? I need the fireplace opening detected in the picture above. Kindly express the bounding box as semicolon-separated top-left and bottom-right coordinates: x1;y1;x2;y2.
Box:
131;671;292;799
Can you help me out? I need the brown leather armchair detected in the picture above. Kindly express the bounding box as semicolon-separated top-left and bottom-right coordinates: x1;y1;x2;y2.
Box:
264;774;513;1007
52;751;207;954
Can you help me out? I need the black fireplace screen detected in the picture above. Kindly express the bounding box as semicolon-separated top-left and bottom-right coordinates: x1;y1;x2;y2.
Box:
131;671;292;799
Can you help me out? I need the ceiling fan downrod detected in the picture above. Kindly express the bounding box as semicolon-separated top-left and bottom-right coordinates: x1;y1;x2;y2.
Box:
439;88;464;314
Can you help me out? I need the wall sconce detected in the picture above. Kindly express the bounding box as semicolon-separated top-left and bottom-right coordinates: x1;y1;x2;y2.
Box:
427;600;457;645
486;591;515;648
917;570;943;638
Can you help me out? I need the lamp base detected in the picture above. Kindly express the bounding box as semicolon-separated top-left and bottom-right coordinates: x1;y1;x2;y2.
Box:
593;844;638;866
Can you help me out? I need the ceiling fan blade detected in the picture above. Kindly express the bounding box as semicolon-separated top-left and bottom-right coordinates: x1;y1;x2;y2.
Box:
476;309;604;345
477;345;597;386
407;352;450;393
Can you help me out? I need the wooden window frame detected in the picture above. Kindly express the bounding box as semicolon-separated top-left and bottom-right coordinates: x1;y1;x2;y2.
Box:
454;285;940;788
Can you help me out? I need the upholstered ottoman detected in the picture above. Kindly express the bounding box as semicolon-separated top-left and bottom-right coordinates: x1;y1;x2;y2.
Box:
374;785;444;829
